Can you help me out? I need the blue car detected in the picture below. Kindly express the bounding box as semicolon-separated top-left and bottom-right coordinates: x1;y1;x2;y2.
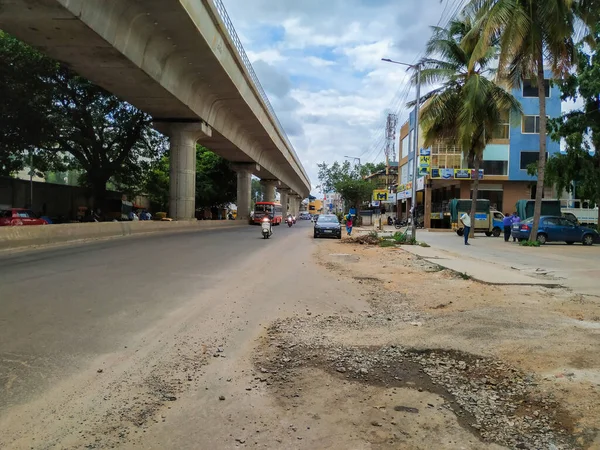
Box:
511;216;600;246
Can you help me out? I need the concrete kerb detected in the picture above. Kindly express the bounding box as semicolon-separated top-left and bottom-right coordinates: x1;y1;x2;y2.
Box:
398;245;563;288
0;220;247;253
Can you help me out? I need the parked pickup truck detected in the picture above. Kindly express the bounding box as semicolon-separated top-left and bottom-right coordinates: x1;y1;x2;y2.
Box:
560;199;598;226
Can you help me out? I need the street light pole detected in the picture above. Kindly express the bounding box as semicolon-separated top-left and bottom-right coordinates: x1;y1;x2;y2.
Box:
381;58;422;240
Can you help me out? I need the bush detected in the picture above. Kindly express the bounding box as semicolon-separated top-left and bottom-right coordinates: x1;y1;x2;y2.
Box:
392;232;417;245
519;240;541;247
379;239;396;248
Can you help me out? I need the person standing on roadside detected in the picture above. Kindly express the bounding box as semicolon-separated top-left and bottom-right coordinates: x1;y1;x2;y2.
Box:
511;212;520;242
460;211;471;245
503;212;513;242
345;213;353;237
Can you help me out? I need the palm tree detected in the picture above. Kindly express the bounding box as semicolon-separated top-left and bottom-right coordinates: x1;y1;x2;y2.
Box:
411;16;521;237
463;0;599;240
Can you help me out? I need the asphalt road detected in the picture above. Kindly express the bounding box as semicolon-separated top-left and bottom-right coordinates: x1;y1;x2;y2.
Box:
0;220;317;413
419;230;600;296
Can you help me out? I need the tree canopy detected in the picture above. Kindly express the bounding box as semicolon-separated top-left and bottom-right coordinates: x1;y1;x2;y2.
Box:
413;15;521;236
317;161;374;211
0;30;164;210
464;0;600;237
546;24;600;224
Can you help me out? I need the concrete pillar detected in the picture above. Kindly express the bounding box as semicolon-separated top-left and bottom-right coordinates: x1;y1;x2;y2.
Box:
278;188;290;215
232;163;257;221
261;179;279;203
154;121;212;220
289;197;296;217
294;195;302;217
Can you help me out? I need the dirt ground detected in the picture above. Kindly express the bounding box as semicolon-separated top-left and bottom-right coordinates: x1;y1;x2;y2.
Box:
253;239;600;450
2;231;599;450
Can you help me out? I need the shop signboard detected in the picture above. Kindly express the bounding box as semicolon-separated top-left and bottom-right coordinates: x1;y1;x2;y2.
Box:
416;176;425;191
372;190;388;201
418;155;430;176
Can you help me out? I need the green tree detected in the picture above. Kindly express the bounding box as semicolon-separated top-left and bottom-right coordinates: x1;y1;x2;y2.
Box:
195;145;237;209
360;162;386;177
251;178;262;207
0;31;162;209
145;153;170;212
464;0;599;239
545;26;600;225
414;16;521;236
317;161;374;212
0;31;55;175
317;160;355;193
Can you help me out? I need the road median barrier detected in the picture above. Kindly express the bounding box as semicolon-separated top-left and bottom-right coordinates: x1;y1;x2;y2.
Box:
0;220;247;251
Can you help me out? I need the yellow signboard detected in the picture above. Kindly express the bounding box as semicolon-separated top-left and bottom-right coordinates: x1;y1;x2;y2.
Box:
372;190;388;201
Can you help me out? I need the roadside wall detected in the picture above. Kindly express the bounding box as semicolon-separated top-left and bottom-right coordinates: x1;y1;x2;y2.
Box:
0;220;246;251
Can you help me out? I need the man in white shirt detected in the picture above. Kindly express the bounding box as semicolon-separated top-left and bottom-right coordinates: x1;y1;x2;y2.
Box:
460;212;471;245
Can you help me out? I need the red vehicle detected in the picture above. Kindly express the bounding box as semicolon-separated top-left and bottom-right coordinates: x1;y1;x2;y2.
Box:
0;208;48;226
253;202;283;225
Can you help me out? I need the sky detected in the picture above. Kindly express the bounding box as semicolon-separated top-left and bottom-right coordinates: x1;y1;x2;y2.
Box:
223;0;459;195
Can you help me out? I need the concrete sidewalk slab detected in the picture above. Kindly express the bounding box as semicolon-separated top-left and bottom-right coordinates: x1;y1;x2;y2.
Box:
400;245;561;287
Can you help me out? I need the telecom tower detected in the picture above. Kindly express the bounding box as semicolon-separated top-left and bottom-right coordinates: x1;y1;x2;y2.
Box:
384;113;398;190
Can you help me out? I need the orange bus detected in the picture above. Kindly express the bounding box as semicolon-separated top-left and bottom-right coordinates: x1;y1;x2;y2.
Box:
253;202;283;225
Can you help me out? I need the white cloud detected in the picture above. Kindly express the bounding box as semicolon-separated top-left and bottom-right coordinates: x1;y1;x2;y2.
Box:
304;56;336;68
245;49;286;65
223;0;444;194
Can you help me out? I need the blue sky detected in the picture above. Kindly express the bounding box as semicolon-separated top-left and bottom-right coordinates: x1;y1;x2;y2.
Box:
224;0;447;195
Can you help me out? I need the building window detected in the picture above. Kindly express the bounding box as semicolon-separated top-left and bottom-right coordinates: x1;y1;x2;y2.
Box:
400;164;408;184
520;151;549;170
522;115;542;134
523;79;550;98
481;160;508;176
430;141;463;169
491;110;510;139
401;135;409;159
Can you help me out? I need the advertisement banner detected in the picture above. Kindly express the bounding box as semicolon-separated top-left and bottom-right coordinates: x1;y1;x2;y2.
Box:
372;190;388;201
441;168;454;179
416;176;425;191
419;148;431;156
454;169;471;179
418;156;431;176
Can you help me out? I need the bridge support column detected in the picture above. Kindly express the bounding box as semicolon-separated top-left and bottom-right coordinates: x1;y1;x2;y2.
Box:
261;179;279;203
232;163;257;222
155;121;212;220
295;195;302;217
278;188;291;215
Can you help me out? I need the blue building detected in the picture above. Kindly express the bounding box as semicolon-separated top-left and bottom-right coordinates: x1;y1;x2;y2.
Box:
396;72;561;227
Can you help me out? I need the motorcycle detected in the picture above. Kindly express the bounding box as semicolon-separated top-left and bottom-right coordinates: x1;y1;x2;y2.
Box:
387;216;394;226
287;216;293;227
292;216;297;224
394;217;407;229
261;217;273;239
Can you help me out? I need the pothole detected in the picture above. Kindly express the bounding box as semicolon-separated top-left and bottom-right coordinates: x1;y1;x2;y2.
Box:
256;328;582;450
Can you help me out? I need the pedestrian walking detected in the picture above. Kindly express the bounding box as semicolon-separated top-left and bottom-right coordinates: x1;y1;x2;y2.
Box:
345;213;353;236
503;212;513;242
511;212;521;242
460;212;471;245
